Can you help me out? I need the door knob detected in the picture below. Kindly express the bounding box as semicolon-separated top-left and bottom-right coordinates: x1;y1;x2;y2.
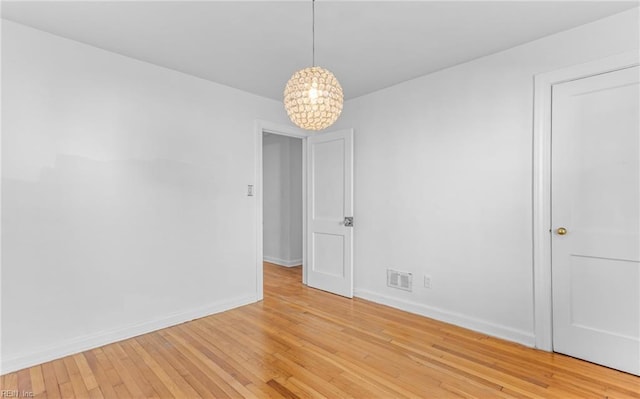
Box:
344;217;353;227
556;227;567;235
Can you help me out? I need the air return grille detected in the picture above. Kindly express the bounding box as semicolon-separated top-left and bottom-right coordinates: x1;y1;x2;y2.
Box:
387;269;412;291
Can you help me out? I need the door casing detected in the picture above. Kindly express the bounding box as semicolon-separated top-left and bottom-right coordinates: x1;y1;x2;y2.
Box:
532;50;639;351
255;120;310;301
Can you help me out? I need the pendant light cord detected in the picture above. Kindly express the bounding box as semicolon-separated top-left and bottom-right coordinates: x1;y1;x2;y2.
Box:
312;0;315;67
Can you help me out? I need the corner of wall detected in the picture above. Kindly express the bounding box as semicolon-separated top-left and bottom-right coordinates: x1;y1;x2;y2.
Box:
0;294;257;375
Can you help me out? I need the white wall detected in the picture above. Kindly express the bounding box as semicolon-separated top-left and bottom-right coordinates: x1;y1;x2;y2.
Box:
263;134;303;267
333;8;639;346
1;20;288;373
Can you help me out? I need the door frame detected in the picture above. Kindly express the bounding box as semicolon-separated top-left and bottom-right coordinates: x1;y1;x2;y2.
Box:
532;50;639;351
255;120;311;301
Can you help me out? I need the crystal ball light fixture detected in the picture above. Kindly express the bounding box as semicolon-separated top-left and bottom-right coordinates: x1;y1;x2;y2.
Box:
283;0;344;131
284;66;343;131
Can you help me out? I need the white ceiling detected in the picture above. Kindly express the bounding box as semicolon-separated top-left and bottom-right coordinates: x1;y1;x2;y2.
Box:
2;1;637;100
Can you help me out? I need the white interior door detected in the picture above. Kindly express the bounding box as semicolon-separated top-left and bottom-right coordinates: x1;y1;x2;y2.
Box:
307;129;353;298
551;66;639;375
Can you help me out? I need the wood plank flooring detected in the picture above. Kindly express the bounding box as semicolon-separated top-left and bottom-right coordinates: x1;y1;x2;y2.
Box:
2;262;639;398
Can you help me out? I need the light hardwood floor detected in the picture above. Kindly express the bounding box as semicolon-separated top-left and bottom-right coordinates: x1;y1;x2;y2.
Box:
1;262;639;398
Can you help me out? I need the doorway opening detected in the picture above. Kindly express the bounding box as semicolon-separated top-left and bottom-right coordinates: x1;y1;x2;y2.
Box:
262;132;304;282
254;121;355;300
254;121;310;301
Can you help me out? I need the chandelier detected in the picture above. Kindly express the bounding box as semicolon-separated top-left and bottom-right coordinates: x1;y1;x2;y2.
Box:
283;0;343;131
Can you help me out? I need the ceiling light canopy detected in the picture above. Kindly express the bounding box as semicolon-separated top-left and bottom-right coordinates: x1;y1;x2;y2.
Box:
284;0;343;131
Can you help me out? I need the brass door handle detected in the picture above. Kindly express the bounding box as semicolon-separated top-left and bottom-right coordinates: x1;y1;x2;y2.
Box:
556;227;567;235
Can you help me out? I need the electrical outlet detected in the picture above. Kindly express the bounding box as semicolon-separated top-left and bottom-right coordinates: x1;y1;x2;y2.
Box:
424;275;432;289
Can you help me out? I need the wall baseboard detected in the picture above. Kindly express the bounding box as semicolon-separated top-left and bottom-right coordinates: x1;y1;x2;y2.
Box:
0;294;257;375
263;256;302;267
354;289;535;347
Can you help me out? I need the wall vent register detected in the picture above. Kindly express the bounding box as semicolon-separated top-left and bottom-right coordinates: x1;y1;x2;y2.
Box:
387;269;412;291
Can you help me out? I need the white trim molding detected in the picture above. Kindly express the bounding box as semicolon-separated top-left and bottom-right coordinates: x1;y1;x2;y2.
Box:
355;289;535;347
532;50;639;351
0;294;256;375
254;120;310;301
263;256;303;267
